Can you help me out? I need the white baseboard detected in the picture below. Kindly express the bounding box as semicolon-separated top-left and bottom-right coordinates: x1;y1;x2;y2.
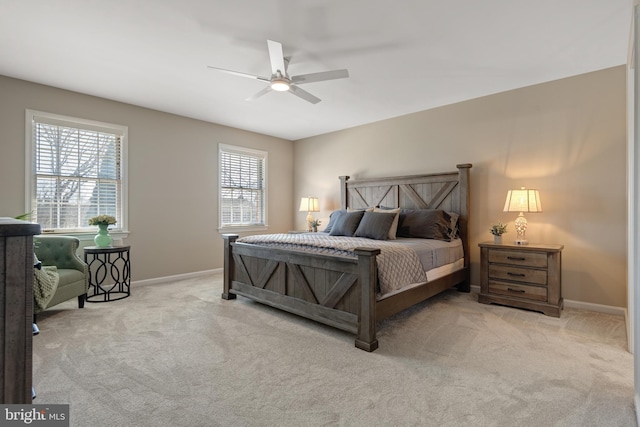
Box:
563;299;627;317
470;284;626;317
131;268;223;287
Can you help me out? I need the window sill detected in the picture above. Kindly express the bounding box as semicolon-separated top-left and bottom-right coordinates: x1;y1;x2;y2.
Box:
39;230;130;242
218;225;268;234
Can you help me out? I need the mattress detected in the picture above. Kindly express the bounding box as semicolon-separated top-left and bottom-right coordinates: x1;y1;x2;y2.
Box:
394;237;463;272
377;258;465;301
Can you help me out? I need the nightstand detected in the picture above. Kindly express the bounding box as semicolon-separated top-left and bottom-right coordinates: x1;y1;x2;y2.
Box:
478;242;564;317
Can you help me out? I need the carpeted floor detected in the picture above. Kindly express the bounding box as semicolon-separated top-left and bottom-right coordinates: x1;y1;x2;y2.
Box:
32;273;635;426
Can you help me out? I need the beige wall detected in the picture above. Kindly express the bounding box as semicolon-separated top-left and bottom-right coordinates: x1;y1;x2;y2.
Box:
294;66;627;308
0;75;293;280
0;66;627;307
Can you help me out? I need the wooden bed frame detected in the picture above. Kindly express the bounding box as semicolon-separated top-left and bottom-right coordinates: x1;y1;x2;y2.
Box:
222;164;472;351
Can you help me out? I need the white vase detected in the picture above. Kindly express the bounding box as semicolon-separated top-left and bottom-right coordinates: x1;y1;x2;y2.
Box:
493;235;502;244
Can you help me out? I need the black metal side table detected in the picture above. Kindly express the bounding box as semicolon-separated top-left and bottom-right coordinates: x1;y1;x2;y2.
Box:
84;245;131;302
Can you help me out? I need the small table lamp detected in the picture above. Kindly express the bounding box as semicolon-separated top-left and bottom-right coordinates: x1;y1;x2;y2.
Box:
299;197;319;232
503;187;542;245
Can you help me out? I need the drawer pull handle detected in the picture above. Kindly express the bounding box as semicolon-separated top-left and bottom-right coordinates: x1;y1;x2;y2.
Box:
507;272;526;277
507;288;525;293
507;256;526;261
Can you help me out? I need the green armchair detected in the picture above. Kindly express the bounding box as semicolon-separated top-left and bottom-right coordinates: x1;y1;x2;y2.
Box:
33;235;88;316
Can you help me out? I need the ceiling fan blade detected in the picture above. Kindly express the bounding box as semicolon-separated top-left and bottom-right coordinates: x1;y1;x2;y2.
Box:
267;40;287;75
207;66;269;82
291;69;349;85
289;86;321;104
246;86;272;101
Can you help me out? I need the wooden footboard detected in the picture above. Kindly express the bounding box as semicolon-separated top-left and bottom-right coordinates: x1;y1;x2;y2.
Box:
223;234;381;351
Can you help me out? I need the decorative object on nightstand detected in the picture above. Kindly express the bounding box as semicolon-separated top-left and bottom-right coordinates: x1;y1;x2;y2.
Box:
478;242;563;317
88;214;117;248
490;222;508;244
503;187;542;245
299;197;319;232
310;219;322;232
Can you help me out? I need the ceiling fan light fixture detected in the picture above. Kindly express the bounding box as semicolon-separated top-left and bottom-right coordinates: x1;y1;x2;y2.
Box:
208;40;348;103
271;78;290;92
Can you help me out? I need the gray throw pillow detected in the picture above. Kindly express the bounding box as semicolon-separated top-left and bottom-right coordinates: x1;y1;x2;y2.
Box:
329;210;365;237
324;209;346;233
354;211;396;240
397;209;452;240
373;206;400;239
446;211;460;239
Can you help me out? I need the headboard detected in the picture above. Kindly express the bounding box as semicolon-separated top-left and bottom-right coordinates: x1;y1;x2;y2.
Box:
339;163;472;266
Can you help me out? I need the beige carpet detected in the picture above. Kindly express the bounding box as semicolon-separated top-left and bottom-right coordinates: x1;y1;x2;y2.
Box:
33;273;635;426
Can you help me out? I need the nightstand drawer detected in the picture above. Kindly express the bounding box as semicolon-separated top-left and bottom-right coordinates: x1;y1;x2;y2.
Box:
488;280;548;302
488;264;547;285
488;249;547;268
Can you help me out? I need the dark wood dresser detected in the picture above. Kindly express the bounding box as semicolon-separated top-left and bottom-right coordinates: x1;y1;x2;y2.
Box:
478;242;564;317
0;218;41;403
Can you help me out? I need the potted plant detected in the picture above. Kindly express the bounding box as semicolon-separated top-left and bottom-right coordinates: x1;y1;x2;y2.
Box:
310;219;322;232
490;222;508;244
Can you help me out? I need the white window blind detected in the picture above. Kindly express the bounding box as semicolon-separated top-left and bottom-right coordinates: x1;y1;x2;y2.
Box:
26;111;127;232
219;144;267;228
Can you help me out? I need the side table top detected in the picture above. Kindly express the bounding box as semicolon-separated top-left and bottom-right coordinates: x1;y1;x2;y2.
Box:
84;245;131;253
478;241;564;252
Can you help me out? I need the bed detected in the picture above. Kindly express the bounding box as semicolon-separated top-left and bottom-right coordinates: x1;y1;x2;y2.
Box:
222;163;471;351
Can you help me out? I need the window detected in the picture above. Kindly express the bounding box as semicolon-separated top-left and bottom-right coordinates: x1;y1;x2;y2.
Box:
25;110;128;233
219;144;267;230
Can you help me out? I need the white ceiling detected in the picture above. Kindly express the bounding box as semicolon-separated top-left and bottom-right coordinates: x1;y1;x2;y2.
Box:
0;0;631;141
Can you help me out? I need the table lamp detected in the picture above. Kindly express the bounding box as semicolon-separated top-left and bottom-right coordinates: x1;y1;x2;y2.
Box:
299;197;319;232
503;187;542;245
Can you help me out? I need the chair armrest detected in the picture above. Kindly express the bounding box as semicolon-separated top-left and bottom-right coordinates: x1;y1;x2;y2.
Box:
34;235;86;272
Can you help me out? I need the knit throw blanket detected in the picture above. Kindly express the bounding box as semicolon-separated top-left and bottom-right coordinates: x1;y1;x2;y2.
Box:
33;266;59;310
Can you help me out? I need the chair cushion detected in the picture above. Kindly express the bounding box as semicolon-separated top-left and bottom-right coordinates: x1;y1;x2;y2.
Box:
56;268;85;285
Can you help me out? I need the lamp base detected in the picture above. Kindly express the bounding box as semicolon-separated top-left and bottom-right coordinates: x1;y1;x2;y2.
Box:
514;213;528;245
306;212;314;232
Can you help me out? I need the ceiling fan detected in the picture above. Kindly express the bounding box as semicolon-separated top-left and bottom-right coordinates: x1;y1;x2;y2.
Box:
207;40;349;104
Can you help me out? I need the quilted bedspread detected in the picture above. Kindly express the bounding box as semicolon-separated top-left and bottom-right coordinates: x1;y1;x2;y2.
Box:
237;233;427;295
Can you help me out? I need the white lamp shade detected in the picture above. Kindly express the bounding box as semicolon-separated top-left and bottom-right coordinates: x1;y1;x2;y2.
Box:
299;197;320;212
503;188;542;213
